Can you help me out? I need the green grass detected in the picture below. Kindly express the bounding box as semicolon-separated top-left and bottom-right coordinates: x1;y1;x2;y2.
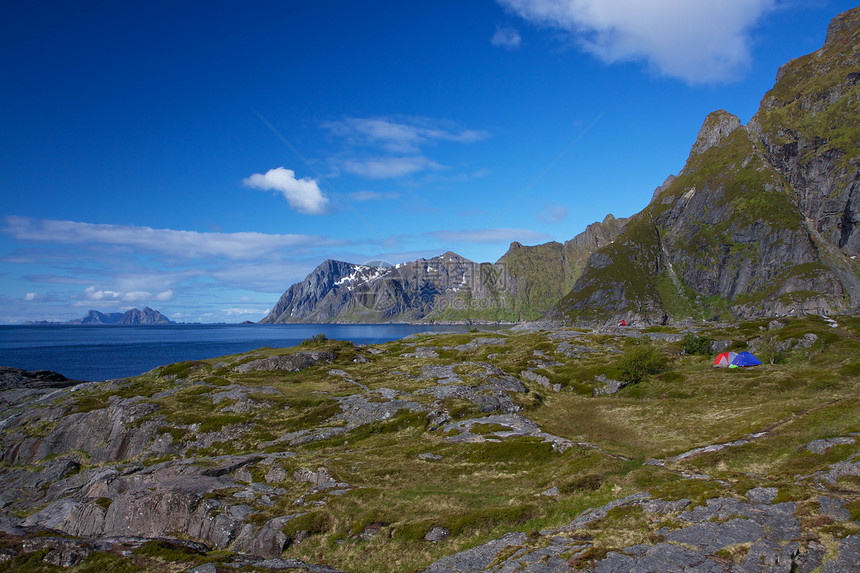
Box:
4;315;860;572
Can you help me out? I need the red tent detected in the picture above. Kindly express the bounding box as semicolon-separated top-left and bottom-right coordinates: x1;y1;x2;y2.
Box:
713;351;738;368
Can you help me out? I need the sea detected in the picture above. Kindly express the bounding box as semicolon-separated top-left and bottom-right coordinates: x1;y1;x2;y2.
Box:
0;323;505;382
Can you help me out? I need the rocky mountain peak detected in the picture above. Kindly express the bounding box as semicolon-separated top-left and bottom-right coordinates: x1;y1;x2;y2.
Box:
436;251;469;262
684;110;742;164
824;6;860;47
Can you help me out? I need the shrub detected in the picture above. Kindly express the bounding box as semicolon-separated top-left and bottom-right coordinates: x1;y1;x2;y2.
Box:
757;334;783;365
681;334;713;355
301;333;329;346
617;344;667;384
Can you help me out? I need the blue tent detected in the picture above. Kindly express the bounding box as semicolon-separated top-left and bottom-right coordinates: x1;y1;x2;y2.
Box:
730;351;763;367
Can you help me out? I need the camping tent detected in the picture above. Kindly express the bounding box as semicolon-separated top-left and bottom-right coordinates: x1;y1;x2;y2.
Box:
713;352;738;368
730;351;763;367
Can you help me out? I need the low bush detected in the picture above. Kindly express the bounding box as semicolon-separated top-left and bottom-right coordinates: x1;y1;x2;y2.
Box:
681;334;713;355
617;345;667;384
301;333;329;346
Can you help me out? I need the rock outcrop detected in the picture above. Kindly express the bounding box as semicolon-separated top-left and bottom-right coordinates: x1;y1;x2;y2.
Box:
421;490;858;572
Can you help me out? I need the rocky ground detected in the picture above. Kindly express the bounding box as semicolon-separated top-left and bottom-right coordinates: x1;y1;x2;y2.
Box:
0;315;858;572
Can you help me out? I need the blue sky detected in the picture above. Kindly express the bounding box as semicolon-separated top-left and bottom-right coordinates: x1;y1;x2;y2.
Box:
1;0;855;323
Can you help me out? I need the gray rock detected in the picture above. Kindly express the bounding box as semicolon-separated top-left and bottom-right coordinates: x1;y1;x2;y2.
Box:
3;397;163;466
521;369;551;388
453;338;507;352
265;465;289;484
593;374;627;396
424;526;450;543
293;467;337;488
20;537;93;568
202;455;261;477
639;499;691;514
540;486;559;497
441;414;573;452
816;460;860;483
711;339;733;353
806;437;855;454
795;333;819;349
187;564;218;573
685;109;742;164
422;532;527;572
420;490;820;572
246;557;347;571
230;515;295;558
746;486;779;504
233;352;336;373
645;332;683;343
403;347;439;358
0;367;81;390
822;534;860;572
419;453;442;461
419;364;461;384
817;496;851;521
557;341;596;357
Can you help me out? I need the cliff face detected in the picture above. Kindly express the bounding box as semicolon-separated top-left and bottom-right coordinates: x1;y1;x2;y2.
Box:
554;7;860;325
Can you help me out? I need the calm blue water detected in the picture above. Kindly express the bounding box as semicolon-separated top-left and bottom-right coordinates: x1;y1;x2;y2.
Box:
0;324;496;382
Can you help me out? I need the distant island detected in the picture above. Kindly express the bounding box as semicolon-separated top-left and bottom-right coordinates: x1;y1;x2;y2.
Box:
24;307;174;325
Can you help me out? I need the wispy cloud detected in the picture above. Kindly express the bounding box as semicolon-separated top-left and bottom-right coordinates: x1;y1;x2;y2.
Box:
431;228;554;245
76;286;176;306
491;26;522;49
498;0;776;83
2;216;337;260
324;116;490;180
348;190;400;202
537;203;569;224
342;156;442;179
222;307;265;317
243;167;329;214
324;117;489;154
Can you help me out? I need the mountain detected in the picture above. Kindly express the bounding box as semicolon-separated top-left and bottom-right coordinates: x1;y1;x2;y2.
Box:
552;8;860;325
266;8;859;327
26;307;174;325
260;216;627;324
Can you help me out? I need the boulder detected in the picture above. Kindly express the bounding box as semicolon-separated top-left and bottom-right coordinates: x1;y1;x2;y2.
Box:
233;352;336;373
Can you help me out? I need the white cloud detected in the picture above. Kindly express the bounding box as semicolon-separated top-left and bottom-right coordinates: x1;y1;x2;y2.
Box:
492;26;522;49
23;292;39;301
324;117;489;155
79;286;175;306
324;116;489;180
83;287;119;300
222;307;265;316
343;156;442;179
431;228;555;244
2;216;335;260
498;0;776;83
154;290;174;301
243;167;329;214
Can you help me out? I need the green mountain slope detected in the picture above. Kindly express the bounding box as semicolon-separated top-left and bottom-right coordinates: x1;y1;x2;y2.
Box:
554;8;860;325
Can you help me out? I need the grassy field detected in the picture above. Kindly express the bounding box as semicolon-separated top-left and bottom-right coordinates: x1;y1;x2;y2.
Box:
1;314;858;572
